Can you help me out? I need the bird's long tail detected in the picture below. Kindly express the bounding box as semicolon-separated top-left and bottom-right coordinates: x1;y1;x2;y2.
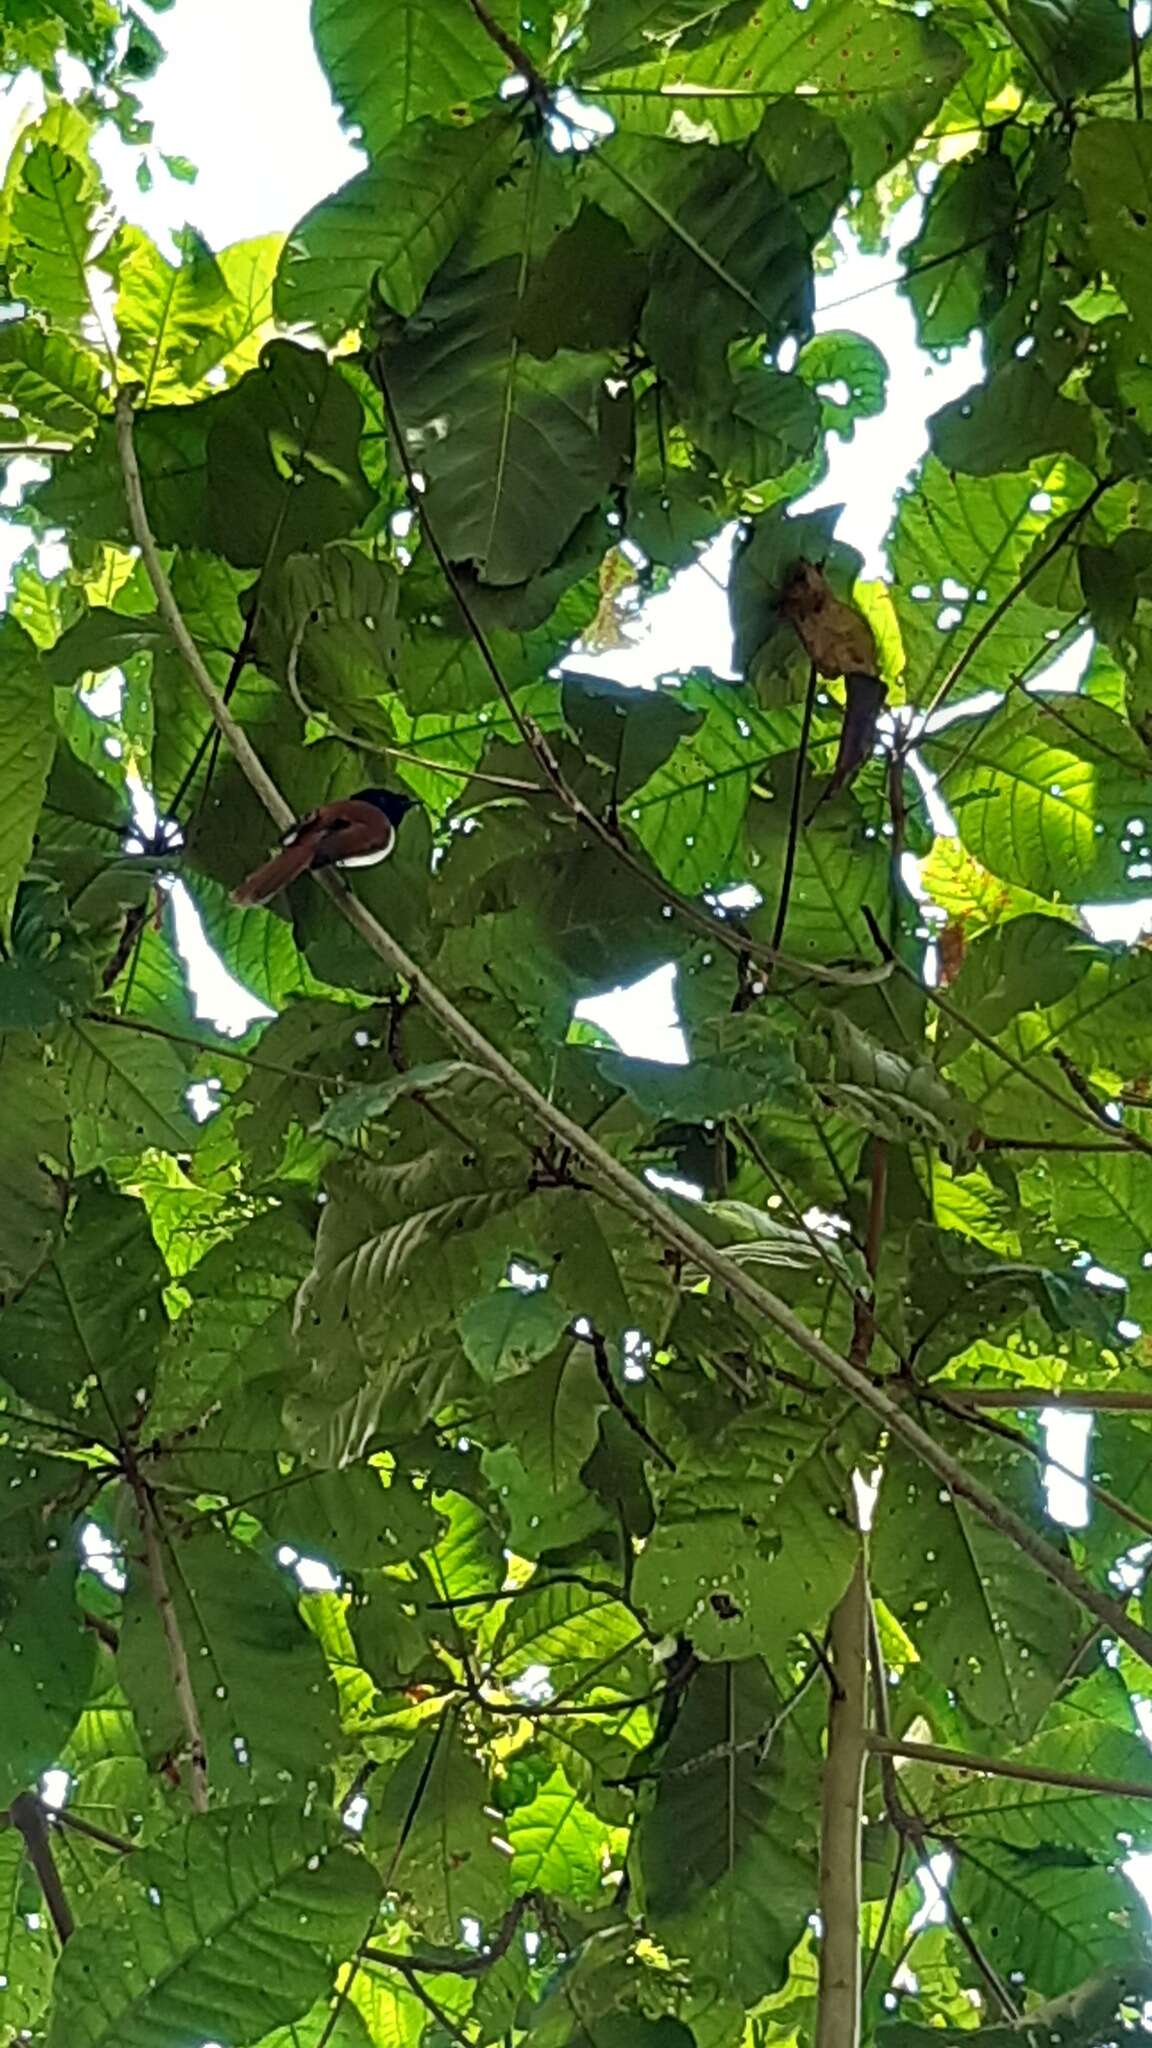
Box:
231;835;316;907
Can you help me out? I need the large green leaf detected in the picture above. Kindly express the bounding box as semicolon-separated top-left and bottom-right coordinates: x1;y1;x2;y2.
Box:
0;620;54;928
637;1659;820;2006
387;313;615;586
888;456;1090;708
368;1723;509;1936
277;115;516;335
924;694;1152;902
0;1556;96;1805
48;1805;378;2048
632;1403;864;1659
872;1439;1083;1741
0;319;105;436
9;142;105;336
0;1040;69;1295
580;0;965;183
313;0;521;149
0;1181;166;1424
118;1527;342;1797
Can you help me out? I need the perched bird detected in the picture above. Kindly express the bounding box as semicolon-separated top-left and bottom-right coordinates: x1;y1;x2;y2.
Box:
778;560;886;795
232;787;416;907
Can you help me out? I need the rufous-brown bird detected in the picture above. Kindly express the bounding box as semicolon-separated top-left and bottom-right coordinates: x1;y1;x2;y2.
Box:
232;787;416;907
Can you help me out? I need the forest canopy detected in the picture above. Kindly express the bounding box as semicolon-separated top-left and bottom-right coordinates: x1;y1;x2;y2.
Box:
4;1;1152;2044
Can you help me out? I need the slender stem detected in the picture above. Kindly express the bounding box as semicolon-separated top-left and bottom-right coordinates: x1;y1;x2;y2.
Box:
117;393;1152;1676
9;1795;74;1945
0;439;74;455
130;1468;208;1814
1132;0;1147;117
815;1550;869;2048
868;1732;1152;1802
55;1808;135;1855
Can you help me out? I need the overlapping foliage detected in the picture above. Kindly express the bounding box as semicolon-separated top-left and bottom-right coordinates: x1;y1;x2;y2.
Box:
4;0;1152;2042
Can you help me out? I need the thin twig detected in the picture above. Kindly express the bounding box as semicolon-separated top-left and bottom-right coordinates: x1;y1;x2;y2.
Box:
115;392;1152;1679
579;1325;677;1471
54;1808;136;1856
9;1795;74;1945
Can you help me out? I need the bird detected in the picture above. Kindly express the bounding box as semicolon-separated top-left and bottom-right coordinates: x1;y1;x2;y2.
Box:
231;787;417;907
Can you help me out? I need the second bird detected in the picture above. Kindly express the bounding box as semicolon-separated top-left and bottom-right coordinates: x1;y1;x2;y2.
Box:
232;787;416;907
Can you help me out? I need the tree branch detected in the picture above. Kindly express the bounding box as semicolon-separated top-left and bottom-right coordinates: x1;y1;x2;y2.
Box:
9;1795;74;1945
868;1731;1152;1803
815;1549;869;2048
116;393;1152;1682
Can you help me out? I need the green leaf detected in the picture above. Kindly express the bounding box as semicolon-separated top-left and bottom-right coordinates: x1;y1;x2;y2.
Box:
1011;0;1131;100
900;151;1016;348
388;320;616;586
60;1016;195;1163
0;1040;69;1295
632;1405;864;1659
313;0;522;150
580;0;965;183
872;1440;1083;1741
929;362;1097;476
206;340;375;571
637;1659;819;2006
368;1725;510;1937
562;671;702;799
118;1528;342;1797
0;620;54;929
48;1805;378;2048
924;694;1152;902
1073;119;1152;326
0;1556;96;1805
504;1765;618;1903
0;1181;166;1424
627;670;803;890
276;114;516;334
10;142;104;335
888;456;1089;709
114;224;231;403
795;330;888;443
459;1286;571;1383
0;319;104;436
